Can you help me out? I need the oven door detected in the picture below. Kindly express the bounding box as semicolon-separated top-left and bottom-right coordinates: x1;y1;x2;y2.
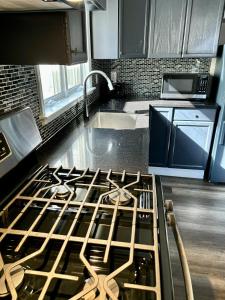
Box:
161;74;200;100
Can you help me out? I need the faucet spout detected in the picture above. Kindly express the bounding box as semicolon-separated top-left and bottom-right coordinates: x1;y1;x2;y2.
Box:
83;70;114;119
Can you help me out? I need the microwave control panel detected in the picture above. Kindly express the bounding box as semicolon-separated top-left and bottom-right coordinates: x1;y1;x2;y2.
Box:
0;132;12;162
198;75;210;93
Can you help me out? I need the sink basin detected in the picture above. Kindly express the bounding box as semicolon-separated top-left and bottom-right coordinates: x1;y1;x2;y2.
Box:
86;112;149;129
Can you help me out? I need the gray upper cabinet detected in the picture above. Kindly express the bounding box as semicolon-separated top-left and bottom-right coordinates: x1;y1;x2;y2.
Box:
182;0;225;57
148;0;187;58
91;0;224;59
169;120;214;169
119;0;150;58
92;0;119;59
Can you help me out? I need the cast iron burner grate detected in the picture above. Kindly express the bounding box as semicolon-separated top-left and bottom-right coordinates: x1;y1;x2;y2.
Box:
0;165;161;300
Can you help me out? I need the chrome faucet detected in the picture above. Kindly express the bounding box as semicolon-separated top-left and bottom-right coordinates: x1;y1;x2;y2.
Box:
83;70;114;118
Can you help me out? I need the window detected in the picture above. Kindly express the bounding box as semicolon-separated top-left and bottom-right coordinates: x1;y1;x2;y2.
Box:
38;62;91;121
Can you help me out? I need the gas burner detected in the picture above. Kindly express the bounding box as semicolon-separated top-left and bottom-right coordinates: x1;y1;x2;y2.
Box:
0;265;24;298
108;189;131;205
51;185;72;199
83;274;119;300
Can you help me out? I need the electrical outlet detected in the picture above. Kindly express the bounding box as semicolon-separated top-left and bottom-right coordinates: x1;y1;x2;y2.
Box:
111;71;117;83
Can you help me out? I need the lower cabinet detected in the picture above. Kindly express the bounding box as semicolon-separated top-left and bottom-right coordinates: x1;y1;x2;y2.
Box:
149;106;216;174
168;121;214;169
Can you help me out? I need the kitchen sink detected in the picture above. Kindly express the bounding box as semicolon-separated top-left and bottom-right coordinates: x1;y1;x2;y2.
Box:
86;112;148;129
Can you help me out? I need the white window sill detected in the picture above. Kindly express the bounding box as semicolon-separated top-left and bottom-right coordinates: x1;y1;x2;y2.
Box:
40;87;96;125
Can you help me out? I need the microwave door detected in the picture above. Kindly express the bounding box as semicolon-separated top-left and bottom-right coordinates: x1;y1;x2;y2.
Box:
168;78;193;93
161;78;195;99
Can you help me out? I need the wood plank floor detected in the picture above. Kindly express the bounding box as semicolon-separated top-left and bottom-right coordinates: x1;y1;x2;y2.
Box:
161;176;225;300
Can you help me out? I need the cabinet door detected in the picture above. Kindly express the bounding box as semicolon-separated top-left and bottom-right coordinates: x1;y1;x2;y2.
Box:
148;0;187;58
119;0;150;58
169;121;214;169
149;107;173;167
68;11;87;64
183;0;224;57
92;0;119;59
0;11;88;65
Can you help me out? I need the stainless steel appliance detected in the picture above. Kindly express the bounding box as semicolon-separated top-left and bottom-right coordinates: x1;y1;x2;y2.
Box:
0;107;42;178
161;73;212;100
0;108;194;299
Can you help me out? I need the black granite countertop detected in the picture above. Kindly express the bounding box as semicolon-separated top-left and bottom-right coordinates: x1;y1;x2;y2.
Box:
36;97;218;173
98;98;218;114
37;99;150;173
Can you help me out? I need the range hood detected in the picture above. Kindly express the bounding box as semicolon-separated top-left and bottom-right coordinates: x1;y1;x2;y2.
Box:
0;0;106;11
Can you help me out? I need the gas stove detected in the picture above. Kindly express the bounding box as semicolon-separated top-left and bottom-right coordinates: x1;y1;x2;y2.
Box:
0;108;193;300
0;165;162;300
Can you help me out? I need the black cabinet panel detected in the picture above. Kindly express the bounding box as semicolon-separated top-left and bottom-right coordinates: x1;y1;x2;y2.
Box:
149;107;172;166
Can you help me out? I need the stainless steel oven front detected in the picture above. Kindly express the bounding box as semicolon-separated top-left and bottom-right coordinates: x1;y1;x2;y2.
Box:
161;73;211;100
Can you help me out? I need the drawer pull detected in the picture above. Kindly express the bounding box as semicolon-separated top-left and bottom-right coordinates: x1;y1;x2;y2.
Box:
195;115;199;119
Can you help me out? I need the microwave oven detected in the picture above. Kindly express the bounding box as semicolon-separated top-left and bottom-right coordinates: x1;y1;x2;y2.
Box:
161;73;212;100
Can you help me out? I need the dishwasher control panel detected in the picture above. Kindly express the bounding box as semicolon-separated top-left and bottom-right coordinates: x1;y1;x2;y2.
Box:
0;132;12;162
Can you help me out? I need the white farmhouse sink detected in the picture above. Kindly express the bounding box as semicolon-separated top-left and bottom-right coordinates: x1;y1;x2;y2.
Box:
86;112;149;130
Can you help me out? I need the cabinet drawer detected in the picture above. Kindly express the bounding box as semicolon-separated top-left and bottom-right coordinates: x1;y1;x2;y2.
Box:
173;108;216;121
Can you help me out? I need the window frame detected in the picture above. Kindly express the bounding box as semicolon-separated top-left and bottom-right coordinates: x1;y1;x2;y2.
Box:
64;64;85;96
37;62;92;119
38;63;88;101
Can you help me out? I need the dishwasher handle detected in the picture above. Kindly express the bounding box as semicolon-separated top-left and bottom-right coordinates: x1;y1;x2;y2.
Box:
165;200;194;300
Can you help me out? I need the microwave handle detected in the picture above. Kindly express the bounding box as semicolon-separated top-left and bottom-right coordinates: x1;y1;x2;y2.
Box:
165;200;194;300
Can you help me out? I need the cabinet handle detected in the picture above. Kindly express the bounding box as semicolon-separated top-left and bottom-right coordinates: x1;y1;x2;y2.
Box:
195;115;199;119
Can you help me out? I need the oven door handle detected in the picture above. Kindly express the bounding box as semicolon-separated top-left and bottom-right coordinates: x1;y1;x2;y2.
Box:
165;200;194;300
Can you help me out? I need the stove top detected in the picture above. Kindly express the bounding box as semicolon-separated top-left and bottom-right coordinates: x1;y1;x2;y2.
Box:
0;165;161;300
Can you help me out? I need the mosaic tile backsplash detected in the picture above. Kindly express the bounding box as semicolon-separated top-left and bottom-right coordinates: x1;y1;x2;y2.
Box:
0;65;99;144
92;58;212;98
0;58;211;144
